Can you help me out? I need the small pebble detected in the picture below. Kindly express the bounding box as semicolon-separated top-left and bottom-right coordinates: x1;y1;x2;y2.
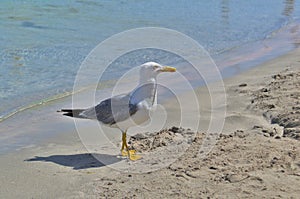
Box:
238;83;247;87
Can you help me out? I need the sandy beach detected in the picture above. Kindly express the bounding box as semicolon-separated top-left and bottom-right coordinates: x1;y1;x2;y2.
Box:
1;48;300;198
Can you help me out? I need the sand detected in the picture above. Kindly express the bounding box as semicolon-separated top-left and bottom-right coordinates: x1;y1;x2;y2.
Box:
0;49;300;198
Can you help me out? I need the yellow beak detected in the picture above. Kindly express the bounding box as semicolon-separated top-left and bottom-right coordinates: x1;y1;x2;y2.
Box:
160;66;176;72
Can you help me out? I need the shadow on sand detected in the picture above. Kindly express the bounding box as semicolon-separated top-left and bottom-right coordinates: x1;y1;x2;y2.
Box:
25;153;121;170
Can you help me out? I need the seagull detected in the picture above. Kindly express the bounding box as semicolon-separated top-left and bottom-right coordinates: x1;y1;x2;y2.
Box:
59;62;176;160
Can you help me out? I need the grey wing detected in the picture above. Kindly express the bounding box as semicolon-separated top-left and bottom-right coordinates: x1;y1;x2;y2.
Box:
81;93;138;125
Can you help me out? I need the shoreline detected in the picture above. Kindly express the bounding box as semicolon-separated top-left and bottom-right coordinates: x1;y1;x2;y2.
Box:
0;47;299;197
1;19;300;125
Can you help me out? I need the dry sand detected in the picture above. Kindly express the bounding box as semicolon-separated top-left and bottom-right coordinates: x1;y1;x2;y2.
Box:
1;49;300;198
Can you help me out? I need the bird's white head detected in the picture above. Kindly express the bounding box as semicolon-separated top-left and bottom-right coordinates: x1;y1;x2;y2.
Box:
139;62;176;83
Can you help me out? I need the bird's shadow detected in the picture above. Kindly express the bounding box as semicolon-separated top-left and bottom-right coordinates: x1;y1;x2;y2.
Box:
25;153;121;170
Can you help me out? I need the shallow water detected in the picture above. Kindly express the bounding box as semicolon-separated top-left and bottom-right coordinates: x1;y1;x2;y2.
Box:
1;0;300;121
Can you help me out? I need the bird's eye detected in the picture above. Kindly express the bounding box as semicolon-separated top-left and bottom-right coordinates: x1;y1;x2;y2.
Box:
153;65;159;69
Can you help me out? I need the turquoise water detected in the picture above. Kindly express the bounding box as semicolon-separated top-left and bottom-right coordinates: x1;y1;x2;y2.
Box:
1;0;300;121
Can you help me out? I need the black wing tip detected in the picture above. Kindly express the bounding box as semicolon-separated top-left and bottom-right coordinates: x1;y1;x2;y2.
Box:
59;109;73;112
63;112;74;117
57;109;74;117
58;109;85;118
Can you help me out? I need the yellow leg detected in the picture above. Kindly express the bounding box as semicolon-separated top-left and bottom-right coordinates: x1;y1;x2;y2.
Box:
120;131;141;161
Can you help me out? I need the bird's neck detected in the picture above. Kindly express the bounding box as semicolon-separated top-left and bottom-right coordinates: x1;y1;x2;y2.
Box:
139;76;156;85
131;77;157;106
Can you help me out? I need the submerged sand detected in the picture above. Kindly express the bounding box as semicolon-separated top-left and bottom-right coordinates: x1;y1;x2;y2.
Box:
0;49;300;198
